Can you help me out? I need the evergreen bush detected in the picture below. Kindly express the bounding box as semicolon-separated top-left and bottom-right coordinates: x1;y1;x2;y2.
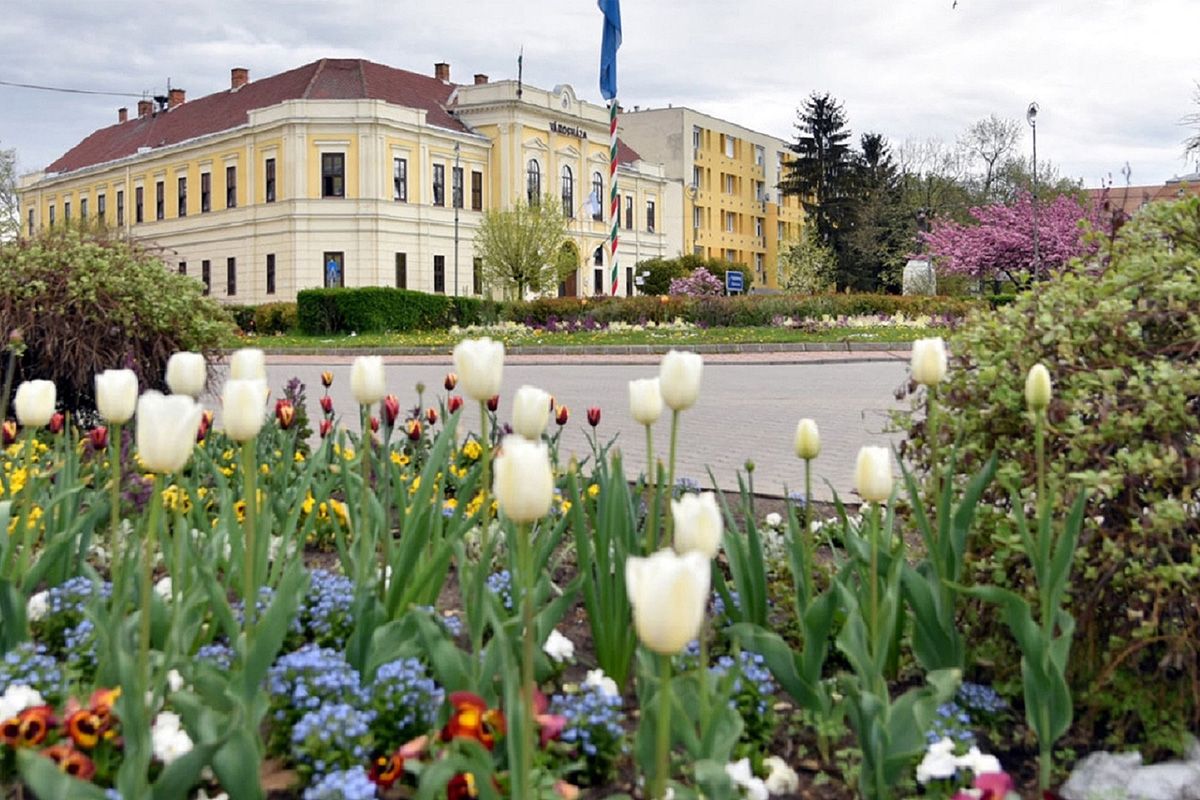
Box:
296;288;453;334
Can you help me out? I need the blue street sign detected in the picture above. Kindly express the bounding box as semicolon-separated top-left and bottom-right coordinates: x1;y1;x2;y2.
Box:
725;270;744;294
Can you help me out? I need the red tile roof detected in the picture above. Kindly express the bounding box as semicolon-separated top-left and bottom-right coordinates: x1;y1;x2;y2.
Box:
45;59;467;174
616;140;643;166
1084;178;1200;217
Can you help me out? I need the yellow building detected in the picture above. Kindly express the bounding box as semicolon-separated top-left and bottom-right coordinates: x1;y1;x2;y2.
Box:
619;107;805;289
17;59;677;302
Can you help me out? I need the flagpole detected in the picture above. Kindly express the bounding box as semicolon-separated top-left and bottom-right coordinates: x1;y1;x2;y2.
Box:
608;100;620;296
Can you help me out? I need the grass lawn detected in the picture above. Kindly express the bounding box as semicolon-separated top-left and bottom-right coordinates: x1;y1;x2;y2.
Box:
229;324;945;350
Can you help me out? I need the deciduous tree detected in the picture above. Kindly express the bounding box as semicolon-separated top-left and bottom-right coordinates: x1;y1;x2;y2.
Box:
474;194;571;298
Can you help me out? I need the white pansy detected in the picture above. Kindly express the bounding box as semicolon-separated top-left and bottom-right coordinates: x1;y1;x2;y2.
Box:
542;629;575;663
583;669;620;698
152;711;194;764
154;576;173;600
725;758;769;800
26;590;48;622
956;745;1002;776
763;756;799;794
764;512;783;529
916;737;960;784
0;685;45;721
166;669;185;693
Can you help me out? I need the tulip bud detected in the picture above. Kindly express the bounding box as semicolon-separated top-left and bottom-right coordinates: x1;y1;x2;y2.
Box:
48;412;65;434
659;350;703;412
369;416;380;433
95;369;139;425
406;419;422;442
197;410;213;442
487;395;500;413
229;348;266;381
447;395;464;415
625;549;711;655
426;408;438;426
319;419;333;438
628;378;663;426
320;395;334;416
222;379;267;442
14;380;56;428
320;371;334;388
444;373;458;391
794;418;821;460
1;420;15;445
383;395;401;426
275;399;295;430
671;492;723;559
136;392;203;473
586;406;601;427
493;435;554;523
910;337;948;387
555;405;569;426
854;446;893;504
166;352;207;398
1025;363;1052;413
88;426;109;450
452;338;505;402
350;356;387;406
512;385;551;440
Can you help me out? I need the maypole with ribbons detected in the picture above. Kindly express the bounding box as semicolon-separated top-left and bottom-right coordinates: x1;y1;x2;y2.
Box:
598;0;622;296
608;101;620;295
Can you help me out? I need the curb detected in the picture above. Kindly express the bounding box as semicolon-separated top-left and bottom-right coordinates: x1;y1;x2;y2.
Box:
243;341;915;358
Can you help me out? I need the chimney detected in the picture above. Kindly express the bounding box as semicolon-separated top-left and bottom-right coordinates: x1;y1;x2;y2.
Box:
137;99;153;118
231;67;249;90
473;73;488;85
168;88;186;109
434;62;450;82
118;107;128;123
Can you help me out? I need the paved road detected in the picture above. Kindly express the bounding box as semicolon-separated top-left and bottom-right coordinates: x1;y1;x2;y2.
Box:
217;352;912;501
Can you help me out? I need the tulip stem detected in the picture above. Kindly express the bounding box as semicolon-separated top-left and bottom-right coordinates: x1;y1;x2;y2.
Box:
517;520;536;800
241;438;258;632
664;409;680;549
139;473;163;704
652;653;672;799
802;456;814;607
478;401;492;563
869;502;881;655
108;422;123;587
644;424;656;553
927;387;940;545
14;427;40;579
379;407;393;603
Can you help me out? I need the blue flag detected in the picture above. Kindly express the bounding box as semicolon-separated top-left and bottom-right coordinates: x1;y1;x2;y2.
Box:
598;0;621;100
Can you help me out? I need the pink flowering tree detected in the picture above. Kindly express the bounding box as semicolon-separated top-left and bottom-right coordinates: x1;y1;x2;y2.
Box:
668;267;725;297
922;192;1106;286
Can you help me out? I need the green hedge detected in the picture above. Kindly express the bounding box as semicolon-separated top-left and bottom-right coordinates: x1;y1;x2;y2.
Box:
253;302;298;334
296;288;500;334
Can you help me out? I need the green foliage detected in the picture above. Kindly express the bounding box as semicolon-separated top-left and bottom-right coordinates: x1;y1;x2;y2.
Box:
297;288;501;334
0;227;232;410
474;194;571;297
635;254;736;296
252;302;298;334
779;228;837;293
226;305;257;332
896;196;1200;755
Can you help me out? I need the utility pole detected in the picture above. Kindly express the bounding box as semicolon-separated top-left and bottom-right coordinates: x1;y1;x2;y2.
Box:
453;141;461;295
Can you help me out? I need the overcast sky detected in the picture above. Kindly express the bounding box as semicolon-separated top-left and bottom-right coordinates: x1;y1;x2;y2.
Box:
3;0;1197;188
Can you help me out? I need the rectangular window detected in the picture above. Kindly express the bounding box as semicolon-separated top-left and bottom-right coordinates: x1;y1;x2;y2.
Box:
155;181;164;220
265;158;276;203
266;254;276;295
692;126;701;151
323;252;344;288
136;187;144;223
201;173;211;212
693;206;702;229
179;261;186;276
778;221;785;240
593;268;604;295
433;255;446;293
594;246;604;267
726;212;736;233
395;253;407;289
725;174;735;194
226;257;236;296
755;145;765;166
393;157;407;202
432;164;445;207
64;200;71;221
452;166;464;209
225;166;237;209
201;260;211;295
49;205;55;228
28;209;34;236
624;195;633;230
177;176;187;217
692;165;702;188
724;135;736;158
80;198;88;219
626;266;633;297
97;193;106;221
116;190;124;225
471;171;483;211
472;257;483;295
646;199;655;233
755;217;764;237
321;154;345;198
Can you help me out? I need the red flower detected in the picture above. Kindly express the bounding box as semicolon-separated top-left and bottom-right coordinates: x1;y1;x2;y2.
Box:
406;419;422;442
274;399;295;430
369;416;380;433
88;426;109;450
320;395;335;416
42;744;96;780
65;709;105;749
486;395;500;412
2;706;55;747
425;407;438;426
555;405;569;426
533;689;568;747
447;773;479;800
586;406;601;427
447;395;464;414
48;413;65;434
321;371;334;388
440;692;506;750
975;772;1015;800
319;419;334;439
197;410;214;442
367;750;405;789
444;373;458;391
2;419;17;445
383;395;401;426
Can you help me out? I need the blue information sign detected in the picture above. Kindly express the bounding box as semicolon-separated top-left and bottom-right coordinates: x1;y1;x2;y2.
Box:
725;270;744;294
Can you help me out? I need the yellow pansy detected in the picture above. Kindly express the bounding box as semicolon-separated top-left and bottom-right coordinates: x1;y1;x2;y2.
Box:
587;484;600;499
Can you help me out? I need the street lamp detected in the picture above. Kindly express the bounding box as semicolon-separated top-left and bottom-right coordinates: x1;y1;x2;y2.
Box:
453;141;461;296
1026;101;1039;281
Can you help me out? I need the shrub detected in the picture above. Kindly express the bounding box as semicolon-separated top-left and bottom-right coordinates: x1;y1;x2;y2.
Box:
896;197;1200;754
0;227;232;411
227;304;258;332
254;302;298;334
668;267;724;297
636;256;691;296
296;287;453;334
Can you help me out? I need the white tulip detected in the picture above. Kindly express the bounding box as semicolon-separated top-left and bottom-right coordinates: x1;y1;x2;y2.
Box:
165;352;207;398
542;629;575;663
493;435;554;523
511;385;551;440
95;369;138;424
453;337;505;402
221;379;267;442
136;392;203;473
794;418;821;460
659;350;703;412
910;337;948;387
671;492;723;559
625;548;711;655
13;380;56;427
229;348;266;381
349;355;387;406
854;446;893;504
628;378;663;426
1025;363;1052;412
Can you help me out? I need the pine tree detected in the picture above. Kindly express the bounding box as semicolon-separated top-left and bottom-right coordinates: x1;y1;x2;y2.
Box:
846;133;912;291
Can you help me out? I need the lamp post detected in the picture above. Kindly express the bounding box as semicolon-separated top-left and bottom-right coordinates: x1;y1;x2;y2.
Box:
453;141;461;295
1026;101;1040;282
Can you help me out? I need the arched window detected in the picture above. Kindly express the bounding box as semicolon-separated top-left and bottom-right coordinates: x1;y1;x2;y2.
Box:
561;165;575;217
591;172;604;220
526;159;541;204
